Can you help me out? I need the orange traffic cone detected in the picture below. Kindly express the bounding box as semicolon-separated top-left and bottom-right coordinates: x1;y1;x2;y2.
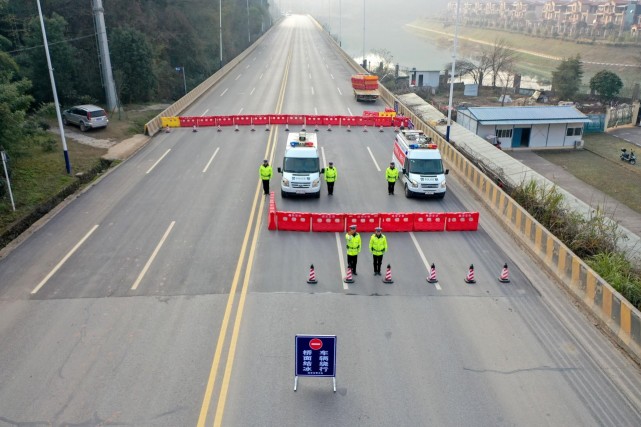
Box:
464;264;476;284
327;124;332;132
427;263;438;283
498;263;510;283
307;264;318;284
347;125;351;132
343;267;354;284
383;264;394;284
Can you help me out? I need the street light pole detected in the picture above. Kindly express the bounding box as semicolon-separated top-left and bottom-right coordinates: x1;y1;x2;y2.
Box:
180;67;187;95
247;0;251;43
362;0;366;69
219;0;223;66
339;0;342;46
446;0;461;143
36;0;71;174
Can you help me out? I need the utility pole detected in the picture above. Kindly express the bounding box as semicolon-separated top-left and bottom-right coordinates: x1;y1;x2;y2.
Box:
36;0;71;174
91;0;118;112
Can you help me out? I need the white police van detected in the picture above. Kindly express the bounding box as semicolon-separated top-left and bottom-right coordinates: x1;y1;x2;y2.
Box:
392;129;448;198
278;131;324;198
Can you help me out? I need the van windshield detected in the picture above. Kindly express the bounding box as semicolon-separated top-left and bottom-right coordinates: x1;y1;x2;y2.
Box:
408;159;443;175
284;157;319;173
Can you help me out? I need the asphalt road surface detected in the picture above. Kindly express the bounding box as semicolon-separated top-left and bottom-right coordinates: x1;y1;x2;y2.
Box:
1;15;641;427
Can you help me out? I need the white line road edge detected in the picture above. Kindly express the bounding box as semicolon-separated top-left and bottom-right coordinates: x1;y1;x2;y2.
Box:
146;149;171;174
31;224;100;294
131;221;176;290
335;233;348;290
367;147;381;172
410;232;441;290
203;147;220;173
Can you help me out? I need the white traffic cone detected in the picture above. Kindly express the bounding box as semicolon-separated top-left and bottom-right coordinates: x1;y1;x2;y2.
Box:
498;263;510;283
363;125;368;132
327;124;332;132
427;263;438;283
382;264;394;284
307;264;318;284
235;124;239;132
347;125;351;132
217;124;222;132
193;125;198;132
464;264;476;284
379;126;384;132
343;267;354;284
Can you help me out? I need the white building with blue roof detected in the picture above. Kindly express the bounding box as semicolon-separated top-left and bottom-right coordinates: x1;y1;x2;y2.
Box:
456;106;592;150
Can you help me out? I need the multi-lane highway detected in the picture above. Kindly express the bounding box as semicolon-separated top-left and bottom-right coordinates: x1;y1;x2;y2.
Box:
1;15;641;426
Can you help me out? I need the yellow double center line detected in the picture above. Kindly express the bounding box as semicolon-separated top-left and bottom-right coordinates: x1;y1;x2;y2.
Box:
197;48;292;427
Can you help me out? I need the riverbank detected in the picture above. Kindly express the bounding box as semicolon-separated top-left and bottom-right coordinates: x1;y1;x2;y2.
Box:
406;19;641;94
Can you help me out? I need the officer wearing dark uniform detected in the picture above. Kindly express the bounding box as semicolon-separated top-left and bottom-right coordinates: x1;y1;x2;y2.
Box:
345;224;361;275
369;227;388;275
386;162;399;195
325;162;337;195
259;159;273;195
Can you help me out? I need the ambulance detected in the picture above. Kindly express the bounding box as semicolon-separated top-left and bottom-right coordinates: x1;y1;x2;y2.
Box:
277;131;324;198
392;129;449;198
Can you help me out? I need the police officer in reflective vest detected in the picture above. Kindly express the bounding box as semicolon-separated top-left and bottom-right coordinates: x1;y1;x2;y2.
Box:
386;162;399;195
325;161;337;195
369;227;388;275
345;224;361;275
259;159;273;195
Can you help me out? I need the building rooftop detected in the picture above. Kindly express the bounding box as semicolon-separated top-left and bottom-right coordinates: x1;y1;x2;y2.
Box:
462;106;591;125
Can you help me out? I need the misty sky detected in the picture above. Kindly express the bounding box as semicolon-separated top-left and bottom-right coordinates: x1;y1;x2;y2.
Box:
275;0;452;70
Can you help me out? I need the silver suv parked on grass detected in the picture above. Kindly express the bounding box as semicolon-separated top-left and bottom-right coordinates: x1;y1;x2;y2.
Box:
62;104;109;132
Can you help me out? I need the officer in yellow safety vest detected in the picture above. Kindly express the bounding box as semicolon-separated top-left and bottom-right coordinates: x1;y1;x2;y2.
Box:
345;224;362;275
386;162;399;195
259;159;273;195
325;161;337;195
369;227;388;276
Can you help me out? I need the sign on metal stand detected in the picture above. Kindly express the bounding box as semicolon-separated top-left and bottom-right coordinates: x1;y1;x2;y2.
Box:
294;335;337;392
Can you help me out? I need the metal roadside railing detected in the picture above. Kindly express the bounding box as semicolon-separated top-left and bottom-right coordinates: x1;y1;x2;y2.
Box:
316;17;641;361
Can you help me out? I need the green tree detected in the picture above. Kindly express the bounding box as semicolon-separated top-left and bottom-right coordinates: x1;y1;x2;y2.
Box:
0;52;34;154
552;55;583;100
19;12;79;105
590;70;623;101
110;27;156;103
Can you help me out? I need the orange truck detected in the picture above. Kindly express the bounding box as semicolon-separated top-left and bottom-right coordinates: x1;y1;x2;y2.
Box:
351;74;379;102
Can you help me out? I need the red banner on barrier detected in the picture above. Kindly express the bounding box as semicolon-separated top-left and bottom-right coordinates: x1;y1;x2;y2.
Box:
363;111;379;117
253;115;269;125
234;115;252;125
305;115;322;126
179;116;198;127
341;116;358;127
277;211;311;232
288;115;305;125
311;213;345;232
445;212;479;231
199;116;217;127
323;116;341;126
356;116;377;127
268;192;277;230
413;212;446;231
345;213;380;232
380;213;413;232
374;117;393;127
269;115;288;124
218;116;234;126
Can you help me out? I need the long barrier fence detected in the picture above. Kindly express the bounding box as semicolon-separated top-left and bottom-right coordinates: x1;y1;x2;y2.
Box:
159;113;410;130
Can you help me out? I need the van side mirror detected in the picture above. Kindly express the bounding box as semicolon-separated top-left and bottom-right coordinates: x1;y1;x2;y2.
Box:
445;169;449;175
402;168;406;174
321;168;325;174
277;167;282;173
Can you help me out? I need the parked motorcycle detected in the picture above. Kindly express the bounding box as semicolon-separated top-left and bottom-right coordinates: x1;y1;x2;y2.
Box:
620;148;637;165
